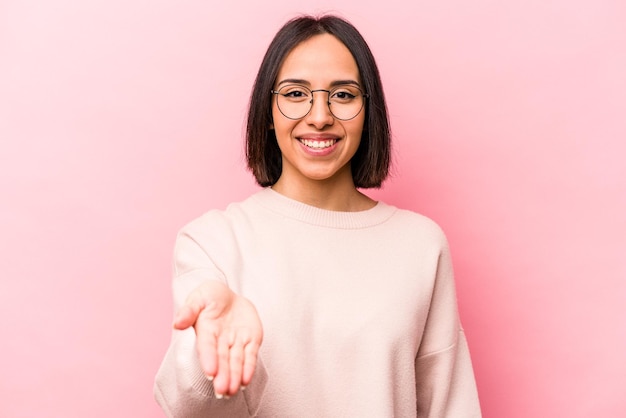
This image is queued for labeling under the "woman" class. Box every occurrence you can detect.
[155,14,481,417]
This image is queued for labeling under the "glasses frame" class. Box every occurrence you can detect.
[271,84,369,121]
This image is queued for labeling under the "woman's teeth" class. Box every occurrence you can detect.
[300,139,337,149]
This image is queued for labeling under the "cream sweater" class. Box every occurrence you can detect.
[154,188,481,417]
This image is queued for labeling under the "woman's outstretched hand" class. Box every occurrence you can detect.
[173,280,263,398]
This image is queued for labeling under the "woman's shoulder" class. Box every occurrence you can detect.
[382,203,449,244]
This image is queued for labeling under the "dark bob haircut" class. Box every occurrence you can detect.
[246,15,391,188]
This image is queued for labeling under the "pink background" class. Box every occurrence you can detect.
[1,0,625,417]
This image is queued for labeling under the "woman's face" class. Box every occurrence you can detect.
[271,34,365,187]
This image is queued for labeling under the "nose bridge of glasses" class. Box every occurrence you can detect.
[309,89,332,104]
[306,89,333,120]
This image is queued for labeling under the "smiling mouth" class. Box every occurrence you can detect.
[298,138,337,149]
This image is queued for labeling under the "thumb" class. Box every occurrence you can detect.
[173,305,196,330]
[173,297,216,330]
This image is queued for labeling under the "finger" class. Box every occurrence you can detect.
[212,332,231,396]
[195,320,220,379]
[242,341,260,386]
[228,338,245,395]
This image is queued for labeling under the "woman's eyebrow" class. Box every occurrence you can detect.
[276,78,310,87]
[276,78,362,88]
[329,79,361,88]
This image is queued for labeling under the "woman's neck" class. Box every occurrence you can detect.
[271,172,376,212]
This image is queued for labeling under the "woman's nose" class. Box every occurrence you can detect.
[305,91,334,128]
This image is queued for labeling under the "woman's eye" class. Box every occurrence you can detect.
[332,91,357,101]
[281,86,310,100]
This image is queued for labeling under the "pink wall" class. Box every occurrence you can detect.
[1,1,624,416]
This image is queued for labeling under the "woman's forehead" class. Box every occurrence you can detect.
[276,34,360,84]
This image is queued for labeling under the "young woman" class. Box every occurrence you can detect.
[155,15,481,417]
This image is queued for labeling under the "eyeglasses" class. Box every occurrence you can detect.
[271,84,368,121]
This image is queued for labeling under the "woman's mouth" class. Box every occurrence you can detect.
[298,138,337,149]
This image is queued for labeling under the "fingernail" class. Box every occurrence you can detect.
[240,385,247,391]
[215,392,223,399]
[207,375,214,381]
[224,395,231,400]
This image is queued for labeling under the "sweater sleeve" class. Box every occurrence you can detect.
[154,216,268,418]
[414,239,481,417]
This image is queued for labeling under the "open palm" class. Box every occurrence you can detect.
[174,280,263,397]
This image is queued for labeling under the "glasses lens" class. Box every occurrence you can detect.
[276,85,312,120]
[275,84,366,120]
[328,85,365,120]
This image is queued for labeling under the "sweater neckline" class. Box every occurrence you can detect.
[250,187,397,229]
